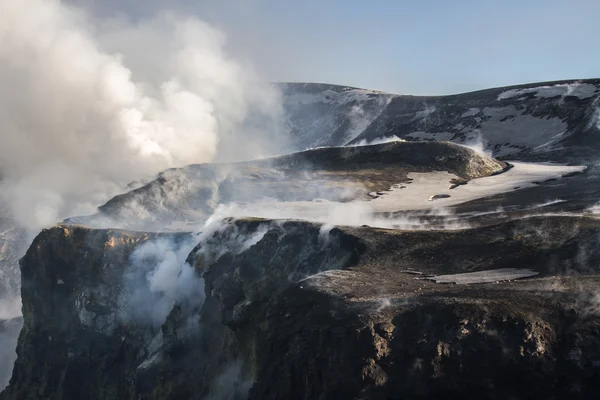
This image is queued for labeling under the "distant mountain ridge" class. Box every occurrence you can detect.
[280,78,600,160]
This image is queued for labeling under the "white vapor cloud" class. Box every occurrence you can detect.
[123,236,203,326]
[204,201,470,231]
[463,131,493,158]
[0,0,285,390]
[0,0,285,233]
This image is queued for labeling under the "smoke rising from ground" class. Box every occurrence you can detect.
[350,135,405,147]
[123,236,203,326]
[206,361,253,400]
[463,131,493,158]
[203,201,471,231]
[0,0,285,233]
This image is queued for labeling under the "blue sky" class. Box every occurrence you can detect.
[85,0,600,95]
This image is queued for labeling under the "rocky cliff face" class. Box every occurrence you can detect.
[3,216,600,399]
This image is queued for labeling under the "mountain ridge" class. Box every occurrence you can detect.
[278,77,600,97]
[281,78,600,158]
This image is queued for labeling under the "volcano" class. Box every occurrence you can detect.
[2,79,600,399]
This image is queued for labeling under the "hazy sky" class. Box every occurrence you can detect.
[79,0,599,95]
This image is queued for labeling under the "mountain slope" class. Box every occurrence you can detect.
[281,83,395,149]
[281,79,600,160]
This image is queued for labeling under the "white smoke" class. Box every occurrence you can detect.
[0,0,285,389]
[204,200,470,231]
[121,215,269,327]
[0,318,20,389]
[205,360,253,400]
[463,131,493,157]
[123,236,203,326]
[350,135,405,147]
[0,0,284,233]
[0,298,21,321]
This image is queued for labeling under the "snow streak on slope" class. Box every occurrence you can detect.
[281,84,395,149]
[497,82,598,101]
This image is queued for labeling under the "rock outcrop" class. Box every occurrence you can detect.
[3,216,600,399]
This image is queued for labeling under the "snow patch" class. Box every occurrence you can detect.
[477,107,568,157]
[429,268,539,284]
[461,108,480,118]
[414,104,436,120]
[285,88,389,106]
[498,83,598,101]
[370,162,585,212]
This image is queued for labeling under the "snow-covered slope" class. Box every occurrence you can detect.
[281,79,600,159]
[280,83,395,149]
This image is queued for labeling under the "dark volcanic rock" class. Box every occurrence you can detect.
[2,227,162,400]
[4,216,600,399]
[217,217,600,399]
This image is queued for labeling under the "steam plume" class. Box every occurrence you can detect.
[0,0,284,232]
[0,0,284,390]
